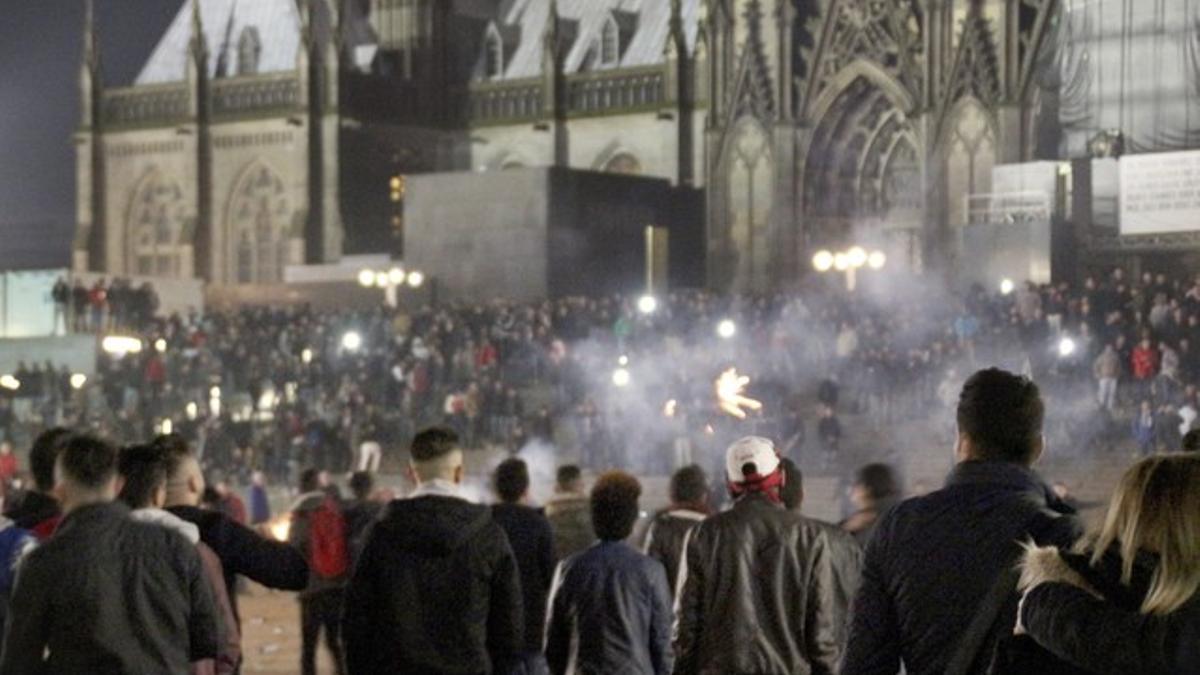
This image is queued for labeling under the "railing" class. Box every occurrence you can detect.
[212,76,300,117]
[964,191,1052,226]
[102,85,189,127]
[468,79,543,124]
[566,68,664,115]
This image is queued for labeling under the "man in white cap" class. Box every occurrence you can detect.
[672,436,848,675]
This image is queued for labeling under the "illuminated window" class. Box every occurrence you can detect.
[389,175,405,202]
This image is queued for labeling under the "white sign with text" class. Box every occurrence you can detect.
[1120,150,1200,235]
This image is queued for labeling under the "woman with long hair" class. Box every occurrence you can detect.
[1016,454,1200,673]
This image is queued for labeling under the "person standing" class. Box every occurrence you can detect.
[545,465,595,561]
[0,434,219,674]
[544,471,673,675]
[342,471,382,564]
[673,437,846,675]
[342,427,522,674]
[843,368,1082,675]
[640,464,709,594]
[490,458,555,674]
[289,468,349,675]
[4,428,72,539]
[1093,343,1121,412]
[157,433,309,666]
[247,471,270,527]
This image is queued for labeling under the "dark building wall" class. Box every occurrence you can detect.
[405,167,703,301]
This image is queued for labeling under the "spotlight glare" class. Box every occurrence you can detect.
[833,253,850,271]
[374,271,390,288]
[154,338,167,353]
[407,271,425,288]
[341,331,363,352]
[612,367,631,387]
[69,373,87,390]
[867,251,886,270]
[301,348,313,364]
[1058,337,1077,358]
[387,267,407,285]
[101,335,143,355]
[717,319,737,339]
[847,246,868,268]
[0,375,19,391]
[1000,278,1015,296]
[637,295,658,315]
[812,250,834,272]
[357,269,376,288]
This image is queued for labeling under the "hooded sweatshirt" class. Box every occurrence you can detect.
[342,493,523,675]
[133,508,241,675]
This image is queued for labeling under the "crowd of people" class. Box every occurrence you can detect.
[0,368,1196,674]
[5,266,1200,494]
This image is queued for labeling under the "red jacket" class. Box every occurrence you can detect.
[1131,346,1159,380]
[0,454,18,483]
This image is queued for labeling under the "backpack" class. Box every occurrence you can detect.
[307,497,350,580]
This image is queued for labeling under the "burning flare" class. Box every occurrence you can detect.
[715,368,763,420]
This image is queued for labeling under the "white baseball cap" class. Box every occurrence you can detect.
[725,436,780,483]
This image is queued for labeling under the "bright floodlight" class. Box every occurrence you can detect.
[160,419,173,435]
[867,251,887,270]
[101,335,143,355]
[717,319,737,339]
[847,246,868,268]
[618,355,629,366]
[69,373,87,390]
[357,269,376,287]
[1000,278,1015,296]
[154,338,167,353]
[1058,337,1077,358]
[374,271,390,288]
[833,253,850,271]
[387,267,407,285]
[0,375,19,391]
[186,402,199,420]
[341,331,363,352]
[301,348,313,364]
[637,295,658,315]
[407,271,425,288]
[812,250,834,272]
[612,367,631,387]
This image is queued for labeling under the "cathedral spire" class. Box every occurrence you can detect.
[82,0,101,75]
[189,0,208,64]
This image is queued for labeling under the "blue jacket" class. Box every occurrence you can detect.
[545,541,673,675]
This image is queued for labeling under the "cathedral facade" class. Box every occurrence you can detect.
[75,0,1112,290]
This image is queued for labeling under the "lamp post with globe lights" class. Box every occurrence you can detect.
[811,245,886,291]
[357,266,426,307]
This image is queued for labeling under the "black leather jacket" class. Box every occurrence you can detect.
[342,495,523,675]
[642,508,706,594]
[545,540,673,675]
[673,493,852,675]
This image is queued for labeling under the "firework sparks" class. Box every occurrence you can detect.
[715,368,763,420]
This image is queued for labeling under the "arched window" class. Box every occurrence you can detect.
[127,170,185,277]
[484,25,504,80]
[238,27,261,76]
[227,163,290,283]
[600,15,620,66]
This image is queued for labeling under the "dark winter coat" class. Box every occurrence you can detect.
[342,495,523,675]
[641,508,706,594]
[1022,546,1200,674]
[491,502,556,653]
[545,493,594,561]
[545,540,673,675]
[842,460,1083,675]
[0,502,219,675]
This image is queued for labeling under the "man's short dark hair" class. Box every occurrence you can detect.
[855,463,899,501]
[494,458,530,504]
[669,464,708,506]
[30,427,72,492]
[349,471,374,500]
[591,471,641,541]
[299,467,321,494]
[779,458,804,511]
[556,464,582,490]
[1183,429,1200,453]
[58,434,118,490]
[410,427,460,462]
[956,368,1044,464]
[152,433,192,480]
[118,444,168,509]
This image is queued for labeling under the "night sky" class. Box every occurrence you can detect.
[0,1,183,268]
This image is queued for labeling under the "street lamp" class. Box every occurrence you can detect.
[360,266,425,306]
[812,245,886,291]
[717,319,737,339]
[341,331,363,352]
[1000,278,1015,296]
